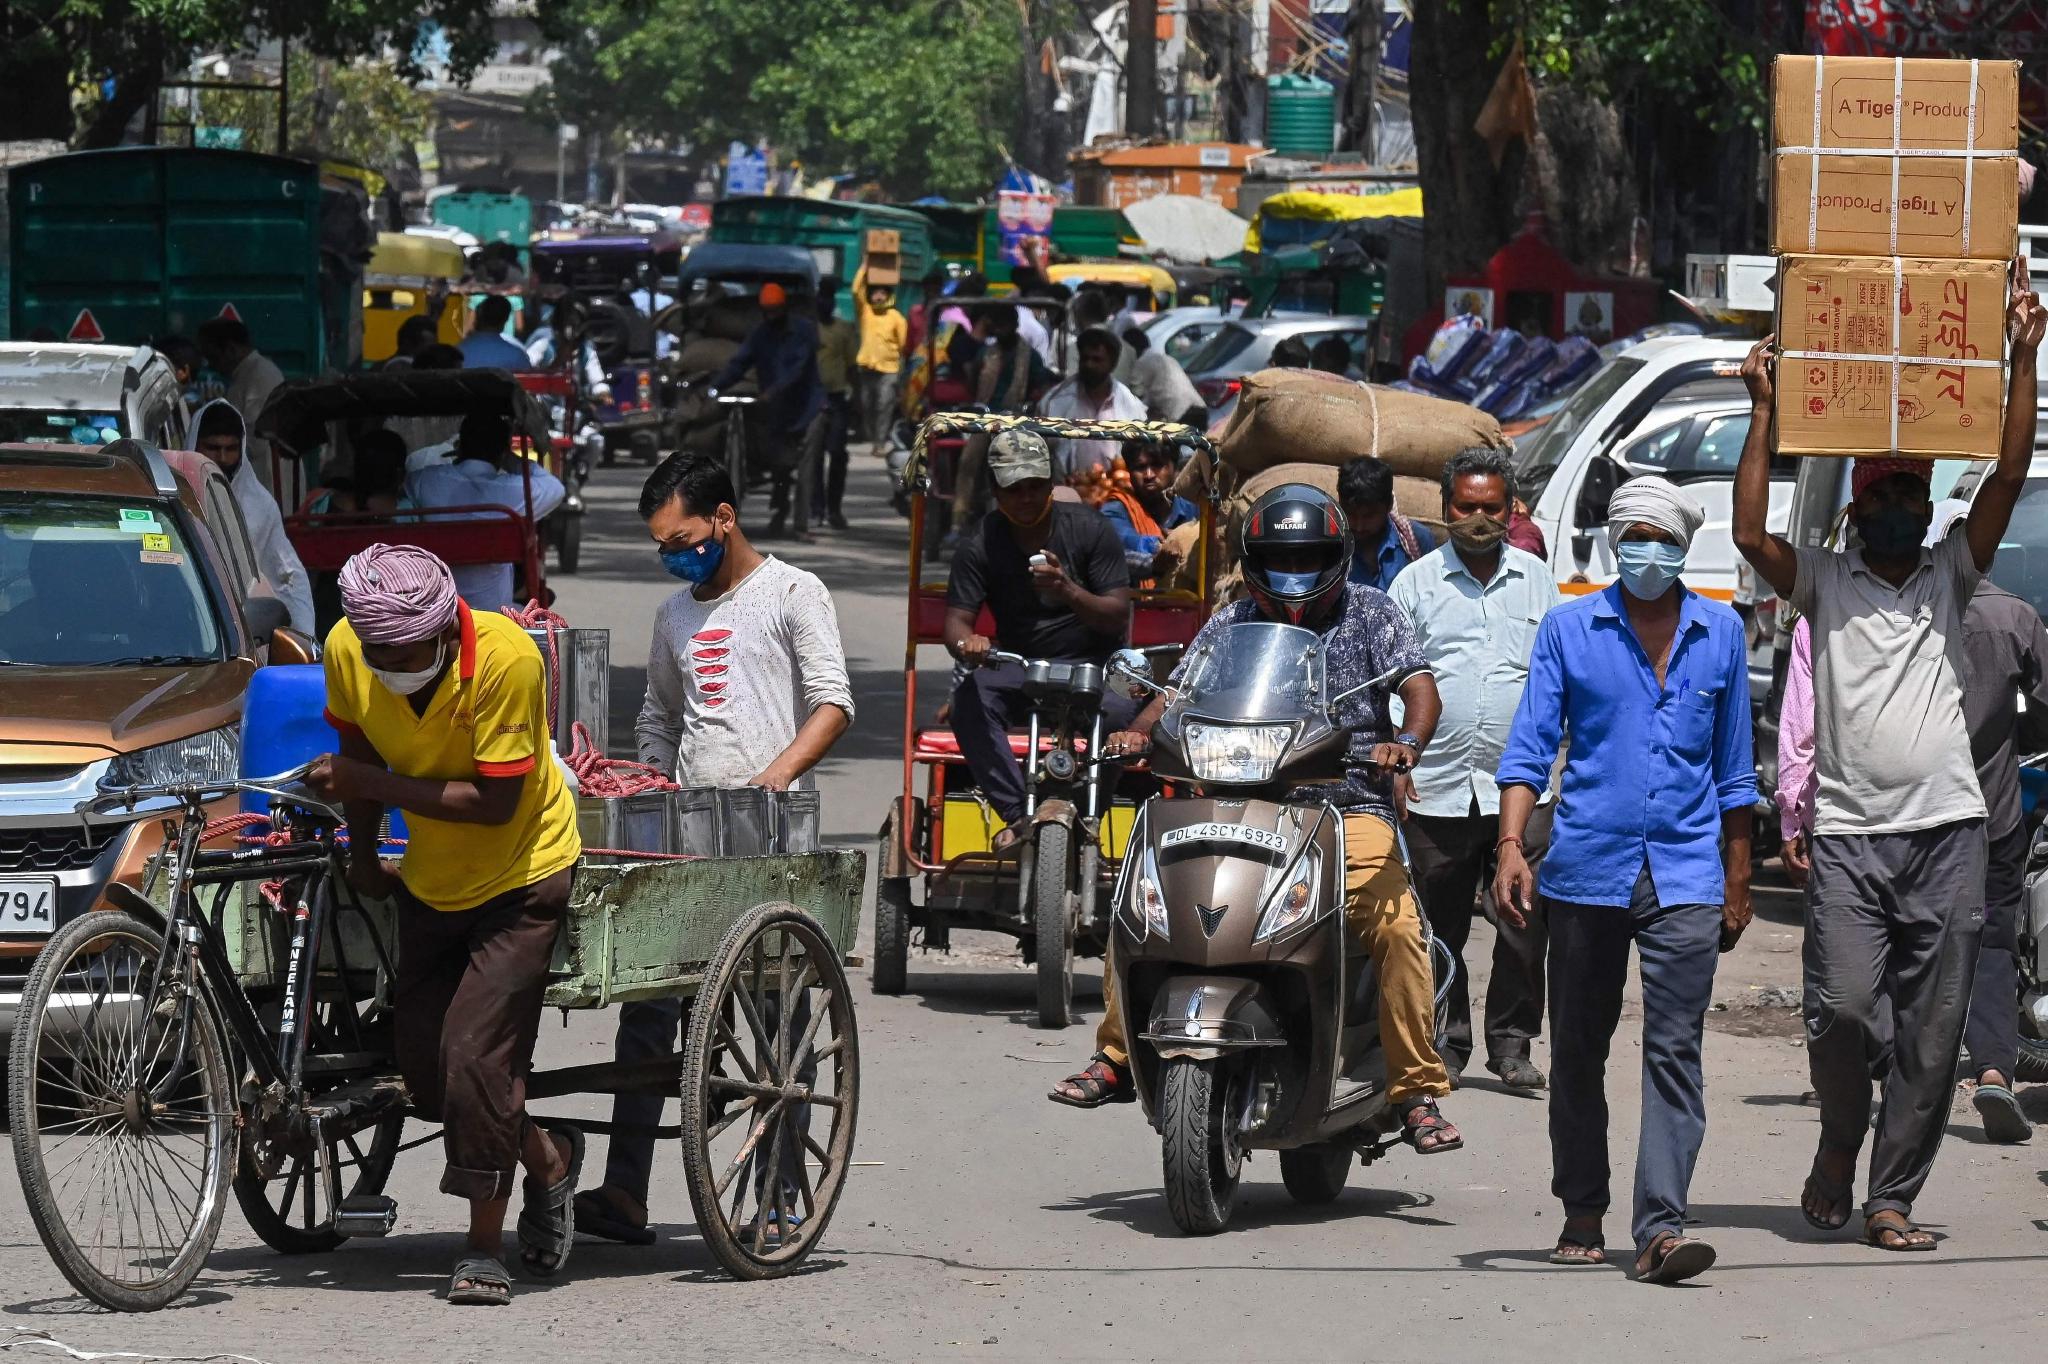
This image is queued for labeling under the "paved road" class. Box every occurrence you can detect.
[4,461,2046,1362]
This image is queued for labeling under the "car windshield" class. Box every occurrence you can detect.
[1183,323,1258,374]
[0,410,125,445]
[1988,478,2048,622]
[1173,621,1325,721]
[0,495,224,666]
[1515,357,1643,502]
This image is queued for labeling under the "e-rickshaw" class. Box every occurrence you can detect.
[360,232,469,363]
[1048,261,1178,315]
[530,233,684,464]
[875,411,1216,1027]
[254,370,559,632]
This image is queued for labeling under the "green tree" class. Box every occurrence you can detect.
[0,0,546,148]
[196,52,435,177]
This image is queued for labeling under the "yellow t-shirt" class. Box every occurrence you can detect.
[857,306,907,373]
[324,602,580,911]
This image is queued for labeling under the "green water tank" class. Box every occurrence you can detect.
[1266,75,1336,157]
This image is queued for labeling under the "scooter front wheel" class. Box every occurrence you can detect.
[1160,1057,1243,1234]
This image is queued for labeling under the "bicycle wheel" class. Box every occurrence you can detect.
[8,910,234,1312]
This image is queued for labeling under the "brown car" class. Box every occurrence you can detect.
[0,438,311,1024]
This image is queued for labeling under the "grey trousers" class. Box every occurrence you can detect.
[1964,821,2029,1082]
[1806,817,1987,1218]
[1404,799,1554,1067]
[1547,862,1721,1259]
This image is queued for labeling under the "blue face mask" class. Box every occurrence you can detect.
[1615,540,1685,601]
[660,535,725,584]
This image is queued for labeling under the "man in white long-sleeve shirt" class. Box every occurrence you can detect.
[405,411,565,612]
[573,449,853,1246]
[190,399,315,636]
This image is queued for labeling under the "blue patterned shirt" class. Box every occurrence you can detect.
[1170,584,1430,819]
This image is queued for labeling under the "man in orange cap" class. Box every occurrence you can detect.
[712,279,826,539]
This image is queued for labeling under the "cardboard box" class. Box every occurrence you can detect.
[1769,55,2019,259]
[1774,255,2008,459]
[864,227,902,286]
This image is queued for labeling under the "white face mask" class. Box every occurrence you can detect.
[368,639,446,696]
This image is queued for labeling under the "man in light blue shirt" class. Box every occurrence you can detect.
[1341,456,1436,591]
[1388,447,1560,1091]
[457,296,533,372]
[1493,474,1754,1286]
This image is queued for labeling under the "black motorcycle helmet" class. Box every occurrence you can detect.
[1241,483,1353,626]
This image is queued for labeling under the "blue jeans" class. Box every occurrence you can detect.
[1546,862,1720,1258]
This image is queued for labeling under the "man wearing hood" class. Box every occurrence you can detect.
[1495,475,1755,1284]
[197,318,284,495]
[191,399,314,636]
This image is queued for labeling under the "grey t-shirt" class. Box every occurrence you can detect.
[1960,580,2048,839]
[1792,525,1986,835]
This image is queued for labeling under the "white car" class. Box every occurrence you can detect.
[0,344,189,449]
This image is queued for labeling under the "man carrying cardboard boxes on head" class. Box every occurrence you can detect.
[1734,51,2048,1256]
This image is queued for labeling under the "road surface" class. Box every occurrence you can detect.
[3,460,2044,1363]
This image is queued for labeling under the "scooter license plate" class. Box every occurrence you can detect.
[1159,822,1288,855]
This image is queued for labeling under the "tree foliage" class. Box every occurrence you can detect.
[1500,0,1768,132]
[549,0,1025,199]
[197,51,435,177]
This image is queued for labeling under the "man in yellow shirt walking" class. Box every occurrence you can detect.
[856,281,908,456]
[305,544,583,1307]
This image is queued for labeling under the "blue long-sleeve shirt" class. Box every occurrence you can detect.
[1495,581,1756,908]
[713,316,824,435]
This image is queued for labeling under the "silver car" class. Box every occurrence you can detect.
[1182,315,1381,425]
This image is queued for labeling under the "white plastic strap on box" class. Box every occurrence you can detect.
[1890,58,1904,255]
[1890,255,1901,447]
[1808,53,1824,250]
[1963,58,1980,254]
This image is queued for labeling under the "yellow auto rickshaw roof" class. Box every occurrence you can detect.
[1046,261,1176,291]
[366,232,467,283]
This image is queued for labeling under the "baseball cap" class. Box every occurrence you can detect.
[987,429,1053,488]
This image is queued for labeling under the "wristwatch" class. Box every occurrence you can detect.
[1395,732,1424,757]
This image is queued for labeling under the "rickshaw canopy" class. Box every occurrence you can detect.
[252,369,554,457]
[364,231,467,287]
[1047,261,1178,310]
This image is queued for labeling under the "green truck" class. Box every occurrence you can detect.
[710,196,935,317]
[7,147,349,376]
[431,187,533,262]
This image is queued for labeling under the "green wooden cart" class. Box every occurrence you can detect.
[6,778,866,1312]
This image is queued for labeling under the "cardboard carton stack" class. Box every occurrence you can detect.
[1768,55,2020,459]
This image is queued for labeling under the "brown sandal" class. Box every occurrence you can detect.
[1400,1099,1463,1154]
[1635,1232,1717,1284]
[1048,1056,1135,1108]
[1865,1211,1936,1252]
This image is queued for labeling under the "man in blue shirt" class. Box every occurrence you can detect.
[1341,456,1436,591]
[713,283,826,540]
[456,296,533,372]
[1493,475,1755,1286]
[1098,441,1199,584]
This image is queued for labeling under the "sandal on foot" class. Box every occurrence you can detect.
[1865,1212,1936,1252]
[1488,1055,1547,1091]
[1974,1082,2034,1144]
[1800,1148,1854,1231]
[1049,1056,1135,1108]
[1635,1233,1716,1285]
[574,1187,656,1246]
[1549,1230,1606,1266]
[517,1123,585,1278]
[1400,1099,1463,1155]
[447,1254,513,1306]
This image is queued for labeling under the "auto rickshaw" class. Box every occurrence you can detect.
[530,233,684,464]
[875,411,1216,1027]
[252,370,558,636]
[1047,261,1178,315]
[360,232,469,364]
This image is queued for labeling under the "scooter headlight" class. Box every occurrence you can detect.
[1135,874,1170,940]
[1254,846,1322,942]
[1183,722,1291,784]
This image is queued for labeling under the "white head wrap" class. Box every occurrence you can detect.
[1607,475,1706,553]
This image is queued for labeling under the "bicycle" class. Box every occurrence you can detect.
[8,767,405,1312]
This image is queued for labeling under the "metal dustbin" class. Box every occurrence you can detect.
[525,626,610,756]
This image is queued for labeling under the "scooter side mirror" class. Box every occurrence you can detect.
[1108,647,1166,699]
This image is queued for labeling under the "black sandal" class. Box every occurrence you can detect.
[517,1123,584,1278]
[1865,1212,1937,1252]
[1400,1098,1463,1154]
[1635,1232,1717,1284]
[1549,1228,1606,1266]
[447,1254,513,1306]
[573,1186,655,1246]
[1801,1147,1854,1231]
[1048,1056,1134,1108]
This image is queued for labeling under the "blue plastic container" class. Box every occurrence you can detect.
[239,665,407,848]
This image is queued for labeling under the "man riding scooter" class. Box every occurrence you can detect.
[1049,484,1464,1156]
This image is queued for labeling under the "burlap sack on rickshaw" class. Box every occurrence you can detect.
[1208,461,1446,603]
[673,336,739,375]
[1215,369,1508,481]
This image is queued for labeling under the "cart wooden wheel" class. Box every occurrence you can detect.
[680,902,859,1279]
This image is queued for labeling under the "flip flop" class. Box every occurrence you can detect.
[1635,1235,1716,1285]
[517,1123,585,1278]
[1973,1083,2034,1144]
[446,1254,513,1306]
[1548,1231,1606,1266]
[1801,1150,1854,1231]
[1865,1213,1937,1252]
[574,1188,656,1246]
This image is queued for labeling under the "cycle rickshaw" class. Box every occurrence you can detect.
[874,411,1216,1028]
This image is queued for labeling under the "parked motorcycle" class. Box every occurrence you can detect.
[1107,621,1443,1234]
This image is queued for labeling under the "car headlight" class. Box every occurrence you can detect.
[1184,722,1292,784]
[1254,846,1322,942]
[1135,873,1170,939]
[103,726,240,788]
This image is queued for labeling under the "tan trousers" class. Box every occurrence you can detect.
[1096,812,1450,1104]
